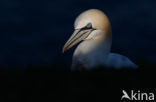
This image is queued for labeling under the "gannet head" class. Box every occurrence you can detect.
[63,9,112,52]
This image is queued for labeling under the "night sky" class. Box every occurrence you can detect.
[0,0,156,68]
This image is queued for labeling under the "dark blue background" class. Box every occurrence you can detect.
[0,1,155,101]
[0,0,156,68]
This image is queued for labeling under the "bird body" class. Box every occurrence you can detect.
[63,9,137,71]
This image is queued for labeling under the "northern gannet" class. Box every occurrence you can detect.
[63,9,137,71]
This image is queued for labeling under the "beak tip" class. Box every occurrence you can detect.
[62,46,67,53]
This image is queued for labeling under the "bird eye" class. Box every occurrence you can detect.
[86,23,92,29]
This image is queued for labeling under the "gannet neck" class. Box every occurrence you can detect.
[72,30,112,69]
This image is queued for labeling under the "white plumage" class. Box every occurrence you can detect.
[63,9,137,71]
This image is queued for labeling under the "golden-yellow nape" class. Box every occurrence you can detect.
[63,9,112,52]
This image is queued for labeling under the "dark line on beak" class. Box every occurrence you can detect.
[70,29,82,41]
[66,30,88,48]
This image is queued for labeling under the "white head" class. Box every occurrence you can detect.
[63,9,112,52]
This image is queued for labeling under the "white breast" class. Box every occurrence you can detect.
[71,38,111,71]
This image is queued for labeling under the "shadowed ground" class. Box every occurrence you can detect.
[0,62,155,102]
